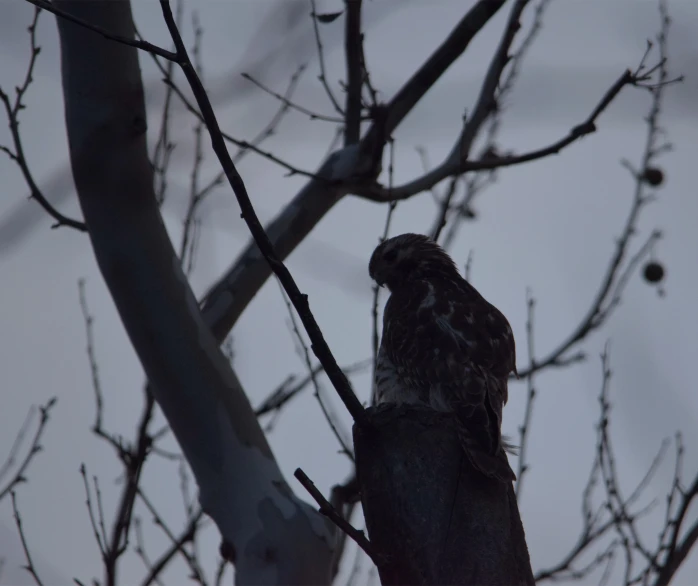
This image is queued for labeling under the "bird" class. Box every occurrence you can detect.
[369,233,517,483]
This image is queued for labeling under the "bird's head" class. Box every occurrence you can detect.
[368,233,459,291]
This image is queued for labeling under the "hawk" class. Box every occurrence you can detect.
[369,233,517,483]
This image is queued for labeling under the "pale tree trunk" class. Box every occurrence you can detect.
[55,1,335,583]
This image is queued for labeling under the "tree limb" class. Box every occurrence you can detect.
[199,0,507,343]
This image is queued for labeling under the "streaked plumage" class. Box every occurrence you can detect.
[369,233,517,483]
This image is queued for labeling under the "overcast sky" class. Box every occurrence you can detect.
[1,1,697,584]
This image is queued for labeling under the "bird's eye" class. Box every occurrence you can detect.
[383,249,397,263]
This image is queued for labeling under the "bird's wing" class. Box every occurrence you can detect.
[382,284,516,481]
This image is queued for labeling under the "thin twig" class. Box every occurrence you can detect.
[255,358,372,418]
[309,0,344,115]
[370,141,396,404]
[278,282,354,459]
[0,398,56,501]
[137,488,207,586]
[294,468,377,564]
[147,2,180,207]
[25,0,176,60]
[133,517,164,586]
[0,7,86,232]
[139,511,203,586]
[515,290,536,499]
[11,492,44,586]
[439,0,553,244]
[80,464,106,557]
[242,70,343,123]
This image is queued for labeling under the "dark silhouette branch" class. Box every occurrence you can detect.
[25,0,177,59]
[514,291,536,499]
[0,398,57,502]
[277,282,355,459]
[516,20,677,380]
[0,7,86,232]
[309,0,344,116]
[294,468,377,565]
[137,511,203,586]
[11,492,44,586]
[254,358,371,420]
[199,0,507,345]
[343,0,364,144]
[158,0,367,424]
[241,69,343,123]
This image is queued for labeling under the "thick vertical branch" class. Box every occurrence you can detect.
[54,2,334,583]
[343,0,363,145]
[200,0,507,340]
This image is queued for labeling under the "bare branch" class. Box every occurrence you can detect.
[158,0,367,424]
[79,464,106,558]
[356,67,654,202]
[11,492,44,586]
[146,3,180,208]
[25,0,176,60]
[0,398,57,502]
[139,510,205,586]
[137,489,207,586]
[294,468,377,565]
[370,141,397,404]
[437,0,553,244]
[517,10,678,379]
[343,0,364,144]
[0,7,86,232]
[514,290,536,499]
[309,0,344,116]
[133,517,164,586]
[255,358,372,420]
[241,69,343,123]
[277,282,355,459]
[200,0,507,346]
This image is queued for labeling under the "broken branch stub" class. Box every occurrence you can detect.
[354,406,534,586]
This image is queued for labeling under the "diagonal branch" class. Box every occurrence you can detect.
[158,0,367,424]
[200,0,507,343]
[26,0,176,59]
[0,398,57,502]
[0,6,86,232]
[355,67,654,202]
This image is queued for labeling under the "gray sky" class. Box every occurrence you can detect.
[1,0,697,584]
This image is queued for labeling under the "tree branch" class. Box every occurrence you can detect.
[157,0,367,424]
[0,6,86,232]
[199,0,507,344]
[294,468,376,564]
[0,398,57,502]
[343,0,364,145]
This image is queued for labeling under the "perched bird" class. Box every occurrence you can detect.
[369,233,517,483]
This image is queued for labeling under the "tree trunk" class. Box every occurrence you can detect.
[54,2,334,583]
[354,406,534,586]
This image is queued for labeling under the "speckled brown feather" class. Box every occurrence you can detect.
[371,234,517,482]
